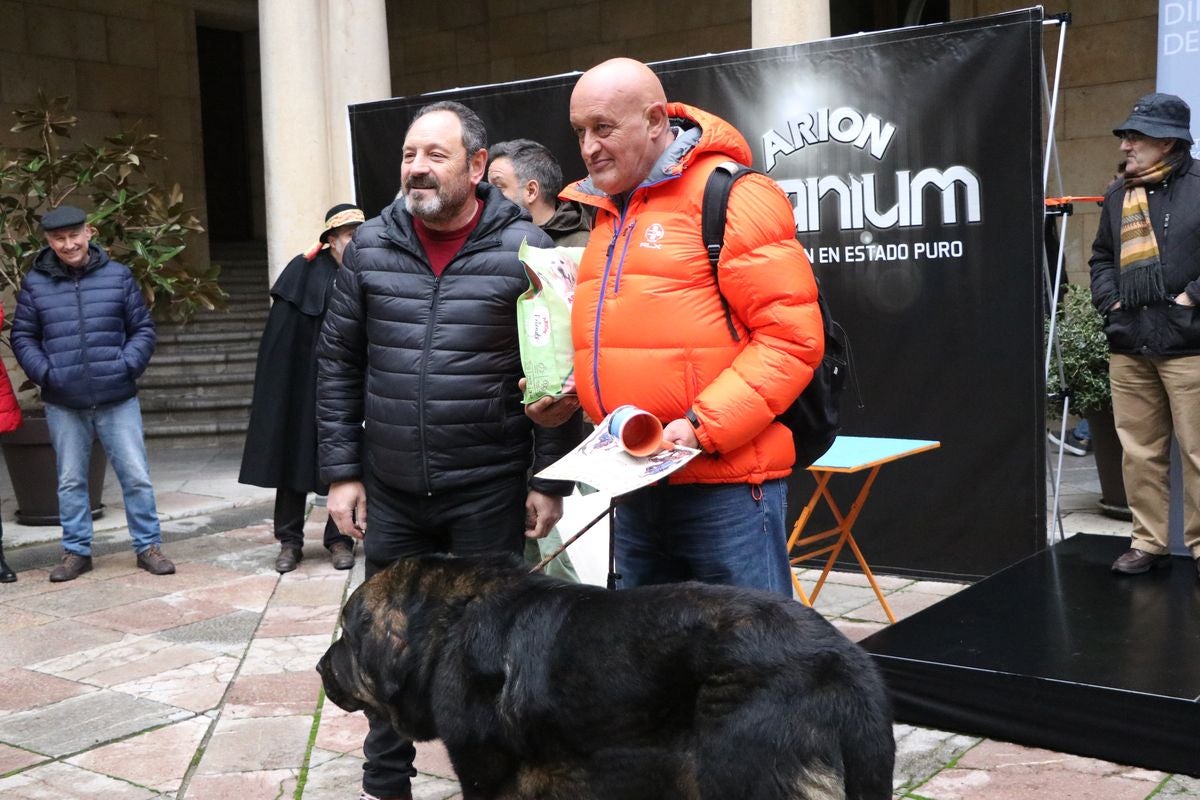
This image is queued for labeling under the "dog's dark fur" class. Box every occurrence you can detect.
[317,554,894,800]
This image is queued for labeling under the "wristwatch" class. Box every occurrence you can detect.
[685,409,701,429]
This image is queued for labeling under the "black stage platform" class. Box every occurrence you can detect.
[861,534,1200,776]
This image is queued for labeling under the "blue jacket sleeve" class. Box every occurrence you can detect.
[10,278,50,386]
[121,271,157,377]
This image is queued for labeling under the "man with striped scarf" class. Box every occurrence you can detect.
[1089,93,1200,578]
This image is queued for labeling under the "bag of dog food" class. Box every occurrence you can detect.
[517,241,583,403]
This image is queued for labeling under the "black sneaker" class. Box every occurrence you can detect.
[49,552,93,582]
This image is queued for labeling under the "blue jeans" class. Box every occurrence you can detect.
[45,397,161,556]
[614,478,791,595]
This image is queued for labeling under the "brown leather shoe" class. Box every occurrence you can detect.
[275,545,303,573]
[137,545,176,575]
[49,552,93,582]
[330,541,355,570]
[1111,548,1170,574]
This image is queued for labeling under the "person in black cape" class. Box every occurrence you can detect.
[240,204,364,572]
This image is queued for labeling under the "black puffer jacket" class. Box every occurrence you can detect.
[317,183,580,496]
[1090,154,1200,356]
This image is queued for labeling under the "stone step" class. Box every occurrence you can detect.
[154,337,259,354]
[223,295,269,310]
[143,349,258,375]
[141,396,252,422]
[139,370,255,393]
[158,321,264,336]
[142,419,250,438]
[164,308,267,325]
[218,281,269,297]
[155,329,261,346]
[143,391,252,409]
[216,269,269,286]
[146,245,265,443]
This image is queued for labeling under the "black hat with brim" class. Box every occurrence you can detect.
[319,203,365,243]
[40,205,88,232]
[1113,92,1194,145]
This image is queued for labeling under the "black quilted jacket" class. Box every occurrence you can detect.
[1090,154,1200,356]
[316,183,580,496]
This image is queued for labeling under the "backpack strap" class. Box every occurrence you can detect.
[701,161,757,343]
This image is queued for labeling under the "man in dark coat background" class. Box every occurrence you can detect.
[239,204,362,573]
[1090,93,1200,578]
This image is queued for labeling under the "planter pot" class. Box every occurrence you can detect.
[1084,409,1132,521]
[0,413,106,526]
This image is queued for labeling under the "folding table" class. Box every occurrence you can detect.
[788,436,940,623]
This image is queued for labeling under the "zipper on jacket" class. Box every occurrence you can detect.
[590,211,638,412]
[1162,211,1170,269]
[611,218,638,294]
[589,206,640,416]
[73,278,97,408]
[591,212,625,416]
[418,276,442,495]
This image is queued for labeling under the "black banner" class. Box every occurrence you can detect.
[348,9,1046,580]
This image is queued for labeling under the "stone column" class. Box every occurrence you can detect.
[752,0,831,48]
[324,0,392,204]
[259,0,392,282]
[260,0,327,281]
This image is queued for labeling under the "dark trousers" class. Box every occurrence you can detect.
[273,487,352,550]
[360,472,528,797]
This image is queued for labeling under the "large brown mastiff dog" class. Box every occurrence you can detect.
[317,554,894,800]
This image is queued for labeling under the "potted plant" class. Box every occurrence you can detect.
[0,92,225,524]
[1046,283,1130,520]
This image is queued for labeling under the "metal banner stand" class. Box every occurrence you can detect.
[1040,13,1077,545]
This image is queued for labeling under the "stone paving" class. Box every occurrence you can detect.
[0,439,1197,798]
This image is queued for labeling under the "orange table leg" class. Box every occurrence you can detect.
[787,472,831,607]
[788,466,897,624]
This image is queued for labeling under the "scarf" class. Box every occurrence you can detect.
[1117,150,1187,306]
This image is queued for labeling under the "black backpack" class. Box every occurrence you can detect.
[701,161,848,467]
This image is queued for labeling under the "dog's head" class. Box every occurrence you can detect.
[316,559,434,738]
[316,553,527,739]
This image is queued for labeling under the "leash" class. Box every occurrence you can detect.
[529,499,622,589]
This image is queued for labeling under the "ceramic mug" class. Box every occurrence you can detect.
[608,405,667,457]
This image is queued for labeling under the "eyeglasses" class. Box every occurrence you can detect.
[1118,131,1147,143]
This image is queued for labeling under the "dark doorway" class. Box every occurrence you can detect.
[831,0,949,36]
[197,27,253,242]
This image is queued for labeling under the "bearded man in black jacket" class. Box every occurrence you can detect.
[316,100,582,800]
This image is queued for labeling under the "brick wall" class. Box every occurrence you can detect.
[384,0,752,97]
[0,0,213,268]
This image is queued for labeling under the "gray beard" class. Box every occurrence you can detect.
[403,181,472,225]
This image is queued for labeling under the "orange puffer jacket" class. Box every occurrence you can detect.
[561,103,823,485]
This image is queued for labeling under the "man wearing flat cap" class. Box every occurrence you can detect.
[240,204,362,573]
[1089,93,1200,579]
[11,205,174,582]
